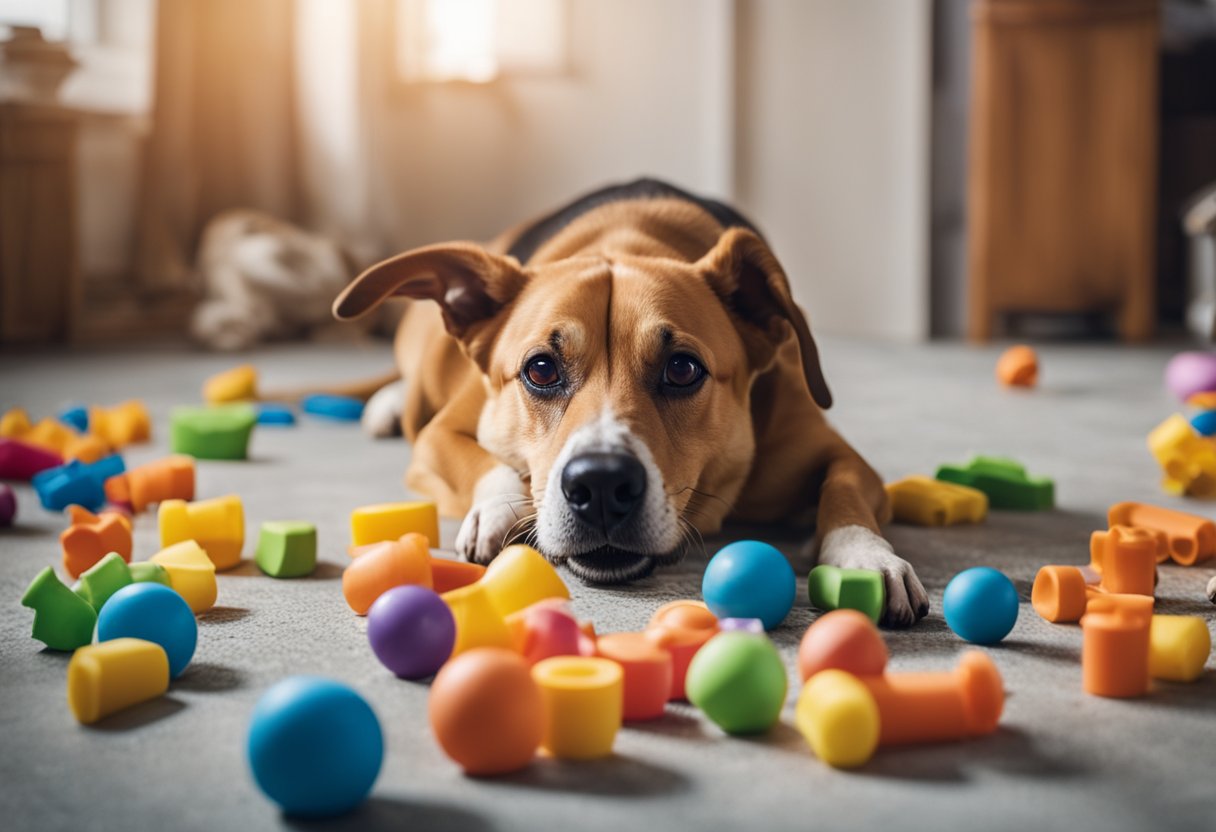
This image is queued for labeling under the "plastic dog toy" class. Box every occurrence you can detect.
[170,404,257,460]
[203,364,257,404]
[32,454,125,512]
[942,567,1019,644]
[1148,615,1211,683]
[595,632,673,721]
[159,494,245,570]
[480,544,570,618]
[103,455,196,512]
[701,540,796,630]
[97,583,198,678]
[67,638,169,724]
[646,600,719,700]
[0,438,63,480]
[58,404,89,432]
[996,345,1038,388]
[685,632,787,735]
[62,433,109,463]
[255,521,317,578]
[1031,526,1158,624]
[885,475,988,526]
[795,669,880,768]
[22,566,97,651]
[1191,410,1216,437]
[342,533,432,614]
[302,394,364,421]
[2,412,79,455]
[150,540,218,613]
[89,400,151,448]
[256,403,296,425]
[1107,501,1215,566]
[428,648,544,775]
[73,552,133,612]
[1145,414,1216,497]
[1164,351,1216,401]
[367,585,456,679]
[129,562,171,586]
[441,581,515,655]
[505,599,595,665]
[1081,594,1153,698]
[350,501,440,547]
[798,609,889,682]
[935,455,1054,510]
[807,565,885,623]
[532,656,623,759]
[428,554,486,593]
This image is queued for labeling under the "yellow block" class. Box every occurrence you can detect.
[350,501,440,548]
[481,545,569,617]
[150,540,218,613]
[795,669,880,769]
[24,418,79,454]
[159,495,244,571]
[441,582,515,656]
[67,638,170,724]
[90,400,151,448]
[203,364,258,404]
[532,657,623,760]
[1147,414,1216,498]
[0,407,31,438]
[885,475,988,526]
[63,434,109,463]
[1149,615,1211,683]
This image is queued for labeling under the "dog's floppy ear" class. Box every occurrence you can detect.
[333,241,528,345]
[698,227,832,409]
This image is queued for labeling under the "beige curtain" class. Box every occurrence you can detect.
[135,0,302,291]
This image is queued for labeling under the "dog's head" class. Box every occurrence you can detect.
[334,228,829,583]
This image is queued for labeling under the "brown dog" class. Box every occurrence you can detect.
[334,179,929,627]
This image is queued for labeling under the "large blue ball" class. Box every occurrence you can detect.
[97,582,197,678]
[702,540,796,630]
[248,677,383,817]
[942,567,1019,644]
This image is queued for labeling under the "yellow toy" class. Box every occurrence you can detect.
[0,409,78,455]
[150,540,218,613]
[350,501,439,547]
[1148,615,1211,683]
[884,476,987,526]
[531,656,623,760]
[441,582,515,656]
[67,638,170,724]
[90,400,151,449]
[481,544,570,618]
[203,364,258,404]
[159,495,245,570]
[795,669,880,769]
[1146,414,1216,497]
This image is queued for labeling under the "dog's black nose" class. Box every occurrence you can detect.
[561,452,647,532]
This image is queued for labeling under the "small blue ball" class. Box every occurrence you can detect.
[98,583,197,678]
[702,540,796,630]
[248,677,383,817]
[1192,410,1216,437]
[942,567,1019,644]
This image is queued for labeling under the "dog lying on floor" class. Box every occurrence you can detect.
[333,179,929,627]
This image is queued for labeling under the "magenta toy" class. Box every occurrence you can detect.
[0,483,15,527]
[0,439,63,481]
[366,585,455,679]
[1165,352,1216,402]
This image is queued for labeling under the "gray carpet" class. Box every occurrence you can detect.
[1,337,1213,832]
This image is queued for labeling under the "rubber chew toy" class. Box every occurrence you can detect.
[159,494,245,570]
[796,670,881,769]
[701,540,796,629]
[150,540,218,613]
[479,545,569,617]
[32,455,125,512]
[97,583,198,678]
[532,656,623,759]
[1145,414,1216,497]
[342,533,432,614]
[441,582,515,655]
[350,501,440,547]
[1148,615,1211,683]
[255,521,317,578]
[505,600,594,665]
[935,455,1054,510]
[89,401,151,448]
[429,648,544,775]
[885,475,988,526]
[62,433,108,463]
[74,552,133,612]
[1033,526,1158,623]
[60,506,133,578]
[103,455,195,512]
[807,565,885,623]
[367,586,455,679]
[170,404,257,460]
[685,632,787,735]
[1107,501,1216,566]
[68,638,170,724]
[646,600,719,700]
[203,364,257,404]
[22,567,98,651]
[428,555,486,593]
[59,404,89,432]
[1081,595,1153,698]
[942,567,1019,644]
[0,438,63,480]
[2,412,78,454]
[302,394,364,421]
[995,345,1038,388]
[595,632,673,721]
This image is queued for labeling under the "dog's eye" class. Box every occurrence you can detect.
[662,354,705,389]
[523,355,562,389]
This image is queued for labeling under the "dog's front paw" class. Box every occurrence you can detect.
[454,465,533,565]
[362,380,405,438]
[817,525,929,629]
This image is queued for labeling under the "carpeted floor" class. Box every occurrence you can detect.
[1,337,1213,832]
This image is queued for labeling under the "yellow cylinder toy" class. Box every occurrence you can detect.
[1149,615,1211,683]
[795,669,881,769]
[150,540,218,613]
[532,656,623,760]
[67,638,170,724]
[350,501,440,547]
[159,495,244,570]
[481,545,569,618]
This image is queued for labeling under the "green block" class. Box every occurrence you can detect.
[171,403,257,460]
[21,567,97,651]
[129,561,171,586]
[73,552,133,612]
[685,632,787,735]
[808,565,885,623]
[935,455,1054,510]
[255,521,317,578]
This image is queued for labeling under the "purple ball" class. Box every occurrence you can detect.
[1165,352,1216,402]
[0,483,15,527]
[366,585,455,679]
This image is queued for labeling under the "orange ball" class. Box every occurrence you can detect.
[428,648,543,776]
[995,345,1038,388]
[797,609,889,682]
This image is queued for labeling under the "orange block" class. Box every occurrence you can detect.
[861,652,1005,745]
[595,632,673,721]
[995,345,1038,388]
[1081,594,1153,698]
[23,418,78,454]
[1031,565,1091,623]
[645,601,719,701]
[430,557,486,593]
[62,434,109,463]
[104,456,196,513]
[341,533,432,614]
[1107,502,1216,566]
[59,506,133,579]
[1088,526,1156,596]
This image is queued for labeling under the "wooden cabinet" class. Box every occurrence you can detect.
[967,0,1160,341]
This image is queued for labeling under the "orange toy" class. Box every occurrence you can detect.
[341,533,432,614]
[1107,501,1215,566]
[645,600,719,700]
[428,648,544,776]
[595,632,673,721]
[62,434,108,464]
[90,401,151,448]
[1031,565,1094,623]
[995,345,1038,388]
[798,609,890,682]
[9,416,78,455]
[1081,594,1153,698]
[104,456,196,512]
[59,506,133,579]
[1088,526,1157,595]
[430,556,486,593]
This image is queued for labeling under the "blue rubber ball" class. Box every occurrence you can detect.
[1192,410,1216,437]
[248,677,383,817]
[701,540,796,630]
[302,394,364,422]
[942,567,1019,644]
[97,583,197,678]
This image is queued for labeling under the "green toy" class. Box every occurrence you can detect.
[808,565,885,623]
[129,561,172,586]
[22,567,97,651]
[934,455,1054,510]
[255,521,318,578]
[73,552,133,611]
[170,403,257,460]
[684,632,787,735]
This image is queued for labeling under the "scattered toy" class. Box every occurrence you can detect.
[103,455,195,512]
[67,638,169,724]
[685,631,787,735]
[1108,501,1215,566]
[22,566,98,651]
[342,533,432,614]
[58,405,89,433]
[996,345,1038,388]
[646,600,719,700]
[73,552,133,612]
[89,400,151,448]
[302,394,364,421]
[942,567,1019,644]
[32,455,125,512]
[255,521,317,578]
[533,656,623,759]
[256,403,296,426]
[0,438,63,480]
[97,583,198,678]
[885,475,988,526]
[203,364,257,404]
[0,483,15,527]
[159,494,245,570]
[1164,351,1216,402]
[594,632,673,721]
[1081,595,1153,698]
[170,404,257,460]
[367,585,456,679]
[701,540,796,630]
[1146,414,1216,496]
[150,540,218,613]
[935,455,1054,510]
[1148,615,1211,683]
[349,500,439,547]
[807,565,885,623]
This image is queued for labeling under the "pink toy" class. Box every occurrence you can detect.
[505,599,596,665]
[1165,352,1216,402]
[0,439,64,481]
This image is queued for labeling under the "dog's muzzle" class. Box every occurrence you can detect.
[558,451,658,584]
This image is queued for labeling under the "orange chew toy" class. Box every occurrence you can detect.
[646,600,719,700]
[1088,526,1156,595]
[428,647,544,776]
[104,455,196,512]
[59,506,133,579]
[1107,501,1215,566]
[595,632,673,721]
[996,345,1038,388]
[341,533,432,614]
[430,556,486,593]
[798,609,890,682]
[1081,594,1153,698]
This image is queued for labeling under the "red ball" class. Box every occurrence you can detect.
[797,609,888,682]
